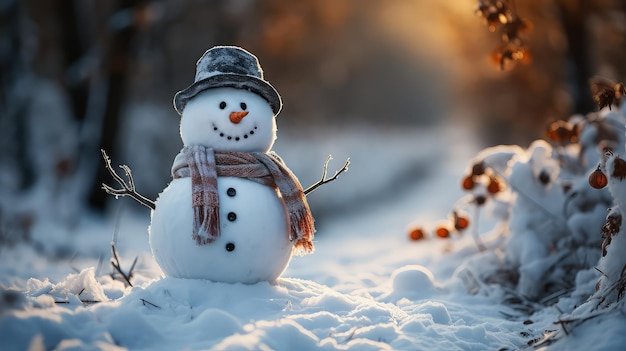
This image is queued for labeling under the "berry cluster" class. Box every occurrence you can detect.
[407,161,505,245]
[475,0,532,70]
[461,161,504,201]
[407,210,470,242]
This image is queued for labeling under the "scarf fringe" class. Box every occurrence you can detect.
[192,205,220,245]
[291,206,315,255]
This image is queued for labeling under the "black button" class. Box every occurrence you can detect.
[227,212,237,221]
[227,188,236,197]
[225,242,235,252]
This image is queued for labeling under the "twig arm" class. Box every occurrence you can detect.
[101,149,156,210]
[304,155,350,195]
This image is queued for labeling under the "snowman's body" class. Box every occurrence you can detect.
[150,177,292,283]
[149,87,295,283]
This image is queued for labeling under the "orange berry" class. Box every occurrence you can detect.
[435,226,450,238]
[454,215,470,231]
[408,228,426,241]
[487,177,501,194]
[462,175,475,190]
[589,166,608,189]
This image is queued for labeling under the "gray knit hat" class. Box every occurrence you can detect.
[173,46,282,115]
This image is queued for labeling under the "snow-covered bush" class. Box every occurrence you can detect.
[406,102,626,347]
[412,105,626,309]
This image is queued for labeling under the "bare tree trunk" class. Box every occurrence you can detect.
[55,0,90,123]
[0,1,34,191]
[88,0,139,211]
[557,1,595,114]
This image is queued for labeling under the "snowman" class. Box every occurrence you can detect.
[148,46,316,284]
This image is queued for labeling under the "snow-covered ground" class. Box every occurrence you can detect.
[2,121,626,351]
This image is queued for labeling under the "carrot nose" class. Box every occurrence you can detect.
[229,111,249,124]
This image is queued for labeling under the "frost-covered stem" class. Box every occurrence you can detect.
[101,149,156,210]
[304,155,350,196]
[472,207,487,252]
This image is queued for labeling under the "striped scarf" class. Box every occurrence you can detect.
[171,145,314,254]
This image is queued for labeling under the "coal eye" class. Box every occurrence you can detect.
[219,101,227,109]
[240,102,247,110]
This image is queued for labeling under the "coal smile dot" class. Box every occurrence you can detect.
[225,242,235,252]
[212,123,257,141]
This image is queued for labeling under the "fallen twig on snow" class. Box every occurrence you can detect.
[141,298,161,309]
[54,288,101,305]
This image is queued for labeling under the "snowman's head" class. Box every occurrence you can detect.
[180,87,277,153]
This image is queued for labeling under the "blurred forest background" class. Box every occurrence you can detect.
[1,0,625,243]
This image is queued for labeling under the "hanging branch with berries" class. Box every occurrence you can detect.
[475,0,532,70]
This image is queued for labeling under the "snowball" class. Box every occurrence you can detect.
[392,265,436,293]
[378,265,441,302]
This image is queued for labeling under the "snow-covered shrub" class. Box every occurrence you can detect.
[414,105,626,310]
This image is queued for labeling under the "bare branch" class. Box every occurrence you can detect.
[101,149,156,210]
[304,155,350,195]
